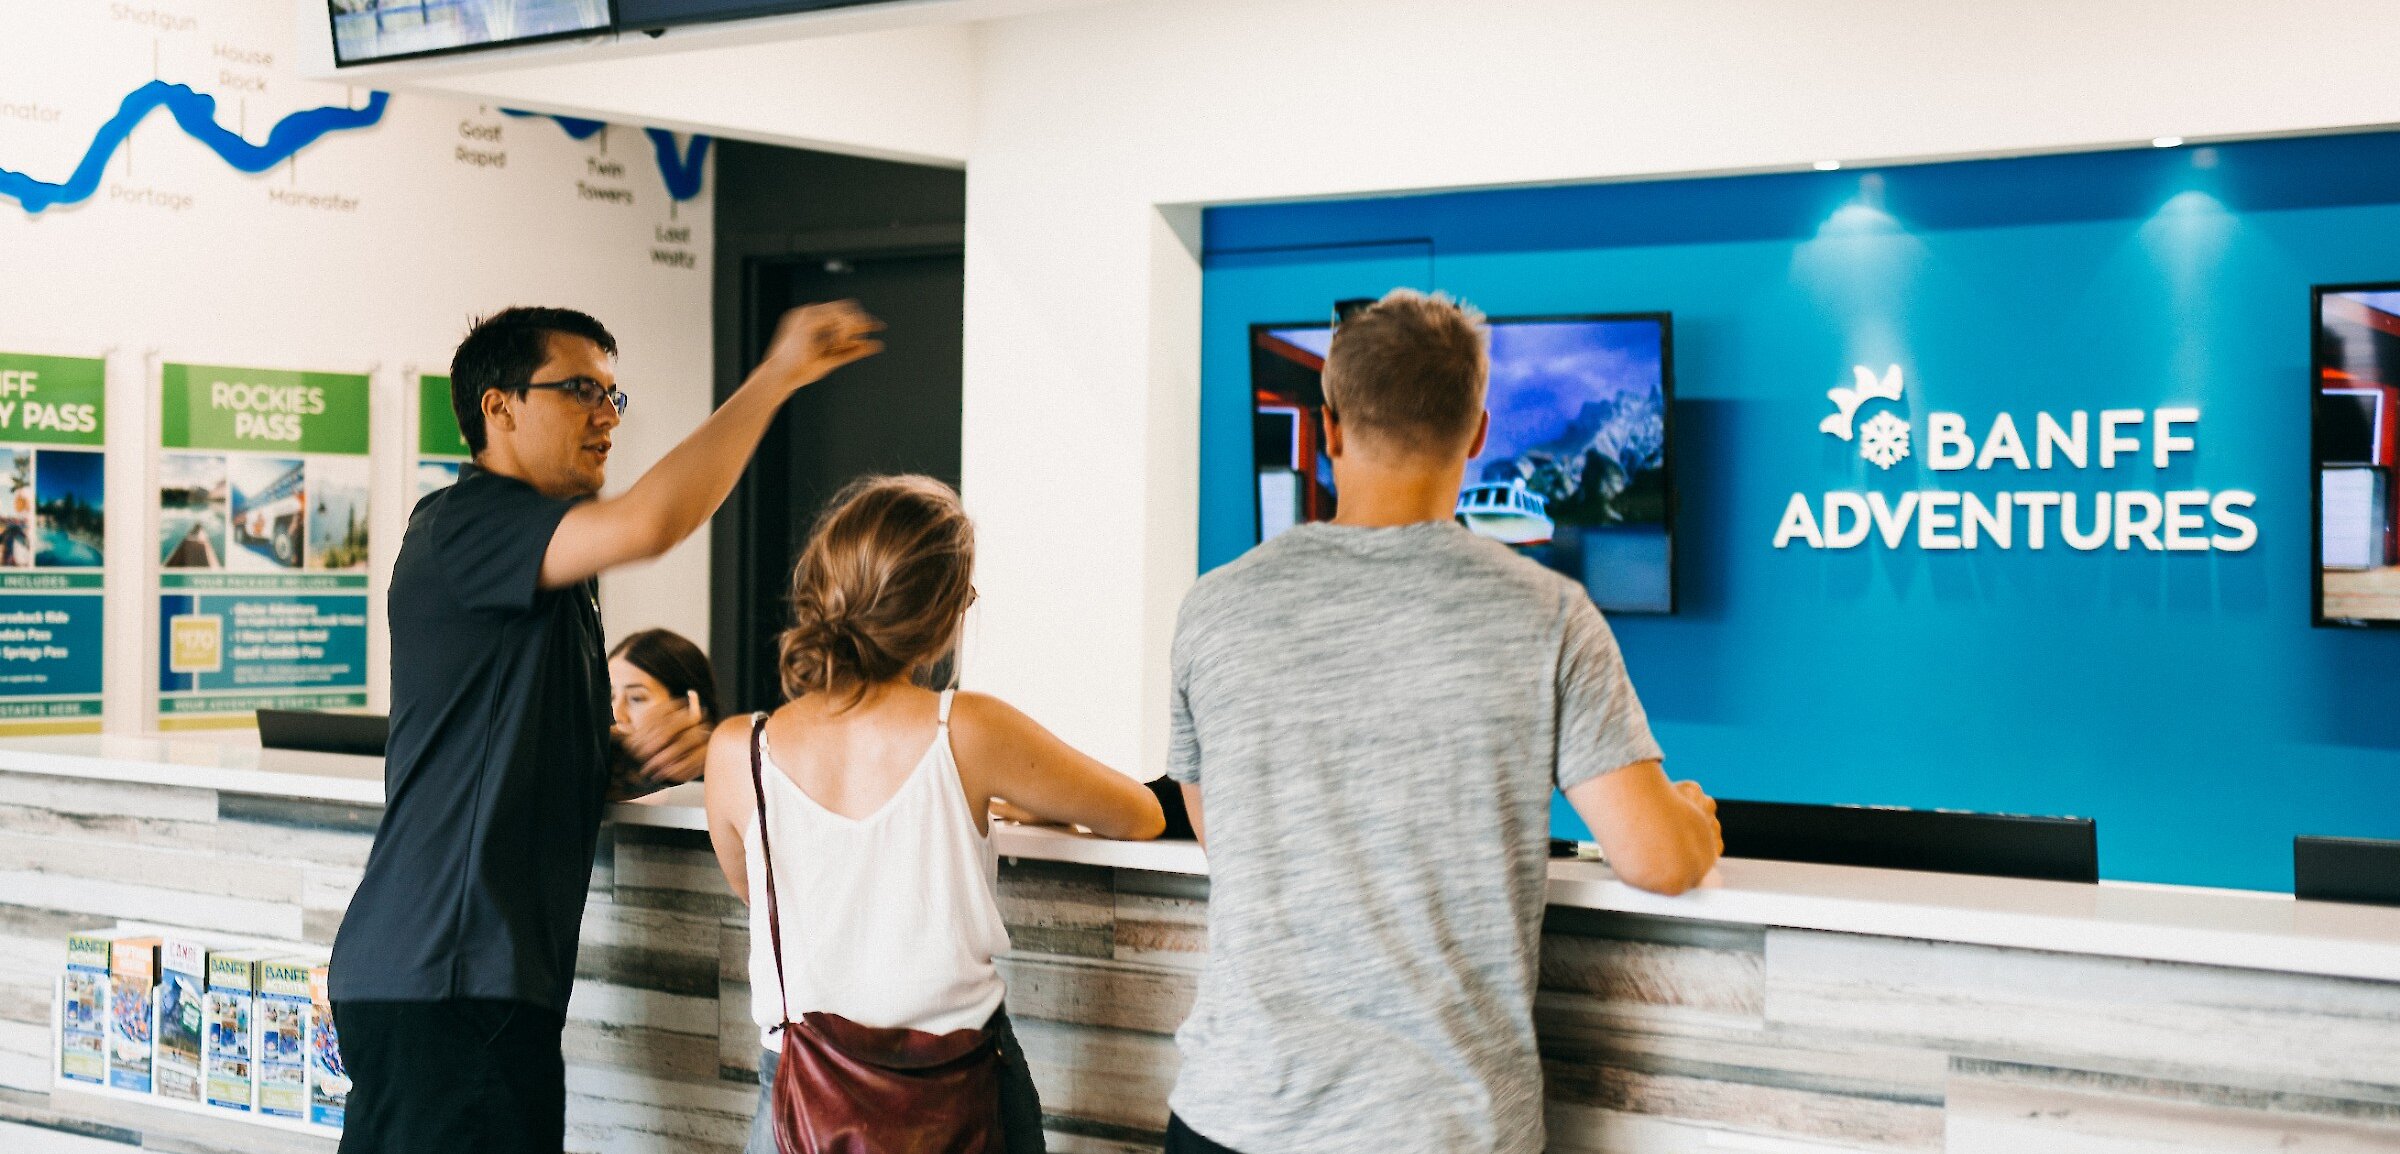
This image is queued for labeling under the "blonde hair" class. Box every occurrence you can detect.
[778,475,974,704]
[1323,288,1489,456]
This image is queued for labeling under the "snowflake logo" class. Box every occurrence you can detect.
[1819,365,1906,442]
[1858,411,1911,469]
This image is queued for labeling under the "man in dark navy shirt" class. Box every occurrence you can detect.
[329,302,879,1154]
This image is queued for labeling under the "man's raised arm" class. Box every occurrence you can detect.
[539,301,882,590]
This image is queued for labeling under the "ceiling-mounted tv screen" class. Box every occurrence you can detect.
[1250,312,1676,614]
[615,0,898,30]
[2313,283,2400,627]
[331,0,614,67]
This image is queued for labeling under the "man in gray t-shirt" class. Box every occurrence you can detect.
[1165,290,1723,1154]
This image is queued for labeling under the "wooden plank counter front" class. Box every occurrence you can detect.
[1,736,2397,1152]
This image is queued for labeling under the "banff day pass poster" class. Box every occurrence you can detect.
[0,353,105,733]
[157,363,370,726]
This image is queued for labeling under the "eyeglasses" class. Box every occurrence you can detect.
[523,376,630,415]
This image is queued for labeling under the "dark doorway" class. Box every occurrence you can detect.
[719,249,964,711]
[709,140,965,714]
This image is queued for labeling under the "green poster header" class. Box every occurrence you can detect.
[418,375,470,459]
[161,363,368,455]
[0,573,102,591]
[0,353,105,447]
[162,572,367,591]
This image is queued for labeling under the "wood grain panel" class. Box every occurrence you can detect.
[1541,932,1765,1018]
[1013,1017,1179,1132]
[49,1082,334,1153]
[1543,1053,1941,1151]
[1537,991,1946,1106]
[1043,1131,1165,1154]
[1949,1058,2400,1153]
[0,829,304,904]
[0,868,301,939]
[998,860,1116,959]
[0,801,217,853]
[565,1087,750,1154]
[998,953,1195,1034]
[577,903,721,1000]
[0,775,215,823]
[565,1019,725,1086]
[1768,930,2400,1102]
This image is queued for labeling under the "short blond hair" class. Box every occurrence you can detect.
[1323,289,1488,456]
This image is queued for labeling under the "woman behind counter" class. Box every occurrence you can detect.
[611,628,718,727]
[610,629,719,804]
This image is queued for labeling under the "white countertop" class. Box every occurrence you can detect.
[0,732,387,804]
[5,735,2397,983]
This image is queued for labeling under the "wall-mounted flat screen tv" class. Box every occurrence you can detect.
[1251,312,1676,614]
[2314,283,2400,627]
[615,0,891,30]
[331,0,614,66]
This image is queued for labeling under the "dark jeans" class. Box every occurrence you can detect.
[744,1005,1045,1154]
[1166,1114,1246,1154]
[333,999,568,1154]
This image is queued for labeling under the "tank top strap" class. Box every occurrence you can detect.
[936,688,957,729]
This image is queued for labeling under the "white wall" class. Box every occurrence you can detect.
[412,24,980,167]
[976,0,2400,207]
[2,0,712,727]
[349,0,2400,771]
[291,0,1126,166]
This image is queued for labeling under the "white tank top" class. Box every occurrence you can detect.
[744,690,1010,1049]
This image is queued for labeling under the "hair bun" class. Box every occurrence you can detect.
[776,476,975,704]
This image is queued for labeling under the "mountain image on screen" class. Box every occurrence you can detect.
[1251,312,1674,614]
[331,0,612,66]
[1474,322,1668,532]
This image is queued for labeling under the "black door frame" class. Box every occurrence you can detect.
[709,225,965,714]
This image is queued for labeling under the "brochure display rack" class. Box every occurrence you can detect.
[49,922,342,1141]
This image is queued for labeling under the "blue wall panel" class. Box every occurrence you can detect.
[1199,134,2400,891]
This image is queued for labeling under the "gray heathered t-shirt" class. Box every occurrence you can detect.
[1165,521,1662,1154]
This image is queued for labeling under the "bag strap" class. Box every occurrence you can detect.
[748,713,793,1028]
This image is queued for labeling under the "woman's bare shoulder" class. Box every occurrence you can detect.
[946,690,1028,734]
[704,714,763,804]
[709,710,763,754]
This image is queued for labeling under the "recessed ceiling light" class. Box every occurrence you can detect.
[1813,160,1842,171]
[2152,136,2184,149]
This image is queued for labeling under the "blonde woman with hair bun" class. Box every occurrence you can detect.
[702,474,1163,1154]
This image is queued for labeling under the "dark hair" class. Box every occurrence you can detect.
[609,629,720,722]
[449,307,618,455]
[1323,288,1488,457]
[780,476,974,705]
